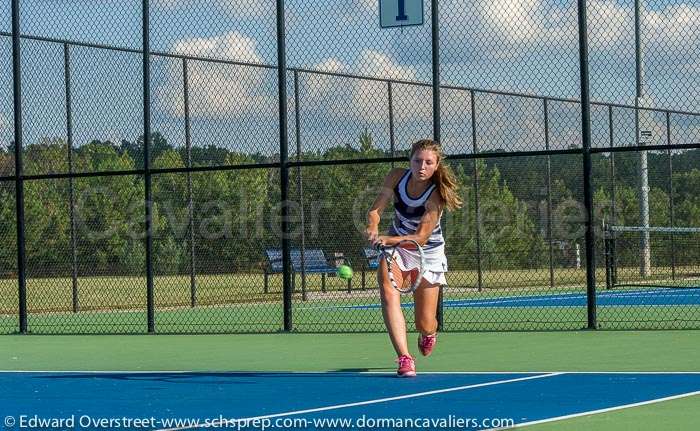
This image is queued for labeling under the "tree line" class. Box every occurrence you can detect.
[0,131,698,277]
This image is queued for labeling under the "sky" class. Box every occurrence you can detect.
[0,0,699,166]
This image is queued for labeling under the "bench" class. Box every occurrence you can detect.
[264,248,352,295]
[360,247,381,290]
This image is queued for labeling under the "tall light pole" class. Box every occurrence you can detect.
[635,0,651,277]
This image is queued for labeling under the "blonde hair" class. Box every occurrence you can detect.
[410,139,463,211]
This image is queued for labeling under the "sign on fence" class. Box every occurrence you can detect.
[379,0,424,28]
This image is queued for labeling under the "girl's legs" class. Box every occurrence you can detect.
[379,262,441,354]
[378,258,410,357]
[414,279,441,356]
[413,280,440,336]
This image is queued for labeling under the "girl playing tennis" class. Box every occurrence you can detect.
[365,139,462,377]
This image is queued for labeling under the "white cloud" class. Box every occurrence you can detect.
[438,0,700,62]
[588,0,632,47]
[160,45,425,122]
[157,0,700,121]
[301,50,482,129]
[357,0,378,12]
[154,0,272,16]
[644,3,700,51]
[315,58,346,74]
[157,32,272,118]
[589,1,700,108]
[300,50,425,122]
[170,31,263,63]
[154,0,700,59]
[355,50,418,81]
[219,0,272,17]
[153,0,182,9]
[480,0,542,42]
[438,0,579,57]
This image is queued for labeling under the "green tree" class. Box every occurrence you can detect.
[221,152,270,269]
[152,149,188,274]
[74,141,144,275]
[444,160,546,271]
[673,169,700,227]
[0,183,16,275]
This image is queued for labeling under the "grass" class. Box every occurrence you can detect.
[0,267,598,313]
[0,267,697,334]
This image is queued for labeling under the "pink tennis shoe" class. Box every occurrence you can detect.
[418,333,437,356]
[396,354,416,377]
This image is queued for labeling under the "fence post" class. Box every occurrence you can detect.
[577,0,597,329]
[609,105,617,224]
[142,0,155,333]
[11,0,27,334]
[63,43,80,313]
[544,98,554,290]
[667,112,676,280]
[388,81,395,166]
[182,57,197,307]
[277,0,292,331]
[470,90,483,292]
[293,71,307,301]
[430,0,445,331]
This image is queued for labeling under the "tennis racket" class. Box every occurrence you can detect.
[376,239,427,294]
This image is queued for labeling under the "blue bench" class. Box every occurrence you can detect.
[361,247,380,290]
[264,248,352,295]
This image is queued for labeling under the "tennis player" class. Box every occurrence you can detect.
[365,139,462,377]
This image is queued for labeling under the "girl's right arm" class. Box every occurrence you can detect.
[366,168,404,244]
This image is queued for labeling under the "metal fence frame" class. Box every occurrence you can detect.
[4,0,700,334]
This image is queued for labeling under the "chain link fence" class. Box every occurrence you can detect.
[0,0,698,334]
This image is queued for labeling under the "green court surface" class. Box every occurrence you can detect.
[1,294,698,334]
[2,331,699,429]
[2,265,699,335]
[526,395,699,431]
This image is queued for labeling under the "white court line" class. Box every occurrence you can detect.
[444,289,694,305]
[155,373,563,431]
[307,288,695,311]
[0,370,537,374]
[486,390,700,430]
[0,370,545,375]
[2,370,700,375]
[359,371,700,375]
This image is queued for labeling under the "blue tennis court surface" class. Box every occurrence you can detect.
[329,288,700,310]
[2,371,699,430]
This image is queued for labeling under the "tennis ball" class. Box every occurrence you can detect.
[337,265,353,280]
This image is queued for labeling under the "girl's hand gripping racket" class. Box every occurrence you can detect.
[376,239,427,294]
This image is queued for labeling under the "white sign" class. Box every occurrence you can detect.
[379,0,424,29]
[639,130,652,145]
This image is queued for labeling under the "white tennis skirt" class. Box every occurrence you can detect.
[386,244,448,287]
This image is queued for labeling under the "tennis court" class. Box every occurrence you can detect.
[2,331,699,430]
[3,0,700,429]
[3,371,700,430]
[333,287,700,310]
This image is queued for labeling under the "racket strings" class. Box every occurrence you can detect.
[380,240,425,293]
[400,273,413,291]
[387,252,419,293]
